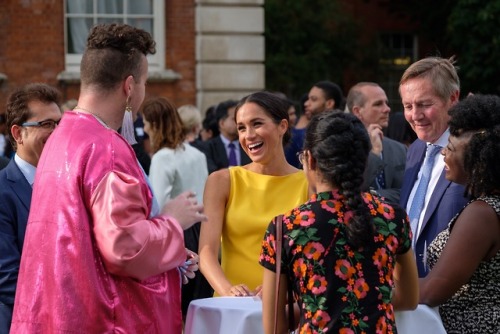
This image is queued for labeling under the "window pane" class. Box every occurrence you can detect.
[97,17,124,25]
[98,0,124,14]
[129,0,153,15]
[66,0,92,14]
[129,19,153,36]
[67,17,93,53]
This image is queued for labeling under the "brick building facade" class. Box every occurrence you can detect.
[0,0,265,115]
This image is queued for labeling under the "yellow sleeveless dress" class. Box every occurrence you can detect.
[221,166,309,291]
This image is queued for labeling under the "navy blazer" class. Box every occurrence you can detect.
[203,136,251,174]
[0,159,32,333]
[400,139,468,277]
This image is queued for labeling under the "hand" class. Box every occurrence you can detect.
[179,249,200,284]
[253,285,263,298]
[161,191,207,230]
[367,124,384,155]
[227,284,253,297]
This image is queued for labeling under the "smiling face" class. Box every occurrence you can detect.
[11,100,62,166]
[442,134,470,185]
[400,77,458,143]
[236,102,287,164]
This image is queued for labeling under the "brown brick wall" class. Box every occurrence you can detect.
[0,0,197,113]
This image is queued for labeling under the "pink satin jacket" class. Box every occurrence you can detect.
[10,112,186,333]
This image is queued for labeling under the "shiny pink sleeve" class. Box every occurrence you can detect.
[90,171,186,281]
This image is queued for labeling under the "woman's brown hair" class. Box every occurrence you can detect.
[141,97,185,153]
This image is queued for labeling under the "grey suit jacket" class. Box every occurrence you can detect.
[362,137,406,204]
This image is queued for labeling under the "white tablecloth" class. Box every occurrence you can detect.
[185,297,263,334]
[185,298,446,334]
[395,304,447,334]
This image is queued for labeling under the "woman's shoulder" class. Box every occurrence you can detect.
[207,167,231,183]
[152,147,175,158]
[363,192,408,219]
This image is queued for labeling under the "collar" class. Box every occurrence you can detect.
[220,134,238,147]
[427,128,450,148]
[14,154,36,186]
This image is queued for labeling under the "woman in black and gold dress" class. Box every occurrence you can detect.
[419,94,500,333]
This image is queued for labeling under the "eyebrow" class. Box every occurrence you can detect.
[236,117,266,125]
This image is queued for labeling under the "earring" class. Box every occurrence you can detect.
[120,95,138,145]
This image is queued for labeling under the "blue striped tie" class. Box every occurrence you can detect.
[408,144,442,245]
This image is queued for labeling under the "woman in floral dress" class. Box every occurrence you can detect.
[419,94,500,333]
[260,112,419,333]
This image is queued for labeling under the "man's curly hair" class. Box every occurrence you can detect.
[80,23,156,91]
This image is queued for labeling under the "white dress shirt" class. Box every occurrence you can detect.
[14,154,36,187]
[406,129,449,239]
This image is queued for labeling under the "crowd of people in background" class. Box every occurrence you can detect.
[0,22,498,334]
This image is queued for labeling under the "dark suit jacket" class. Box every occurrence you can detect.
[400,139,468,277]
[0,156,9,170]
[0,159,32,333]
[203,136,251,174]
[363,137,406,204]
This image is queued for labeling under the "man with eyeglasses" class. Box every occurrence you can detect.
[0,83,61,333]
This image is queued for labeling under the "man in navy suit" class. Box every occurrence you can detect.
[0,83,62,333]
[346,82,407,204]
[399,57,469,277]
[203,99,251,174]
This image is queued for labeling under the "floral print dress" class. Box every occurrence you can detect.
[260,190,412,334]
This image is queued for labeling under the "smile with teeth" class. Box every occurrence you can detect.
[248,142,263,151]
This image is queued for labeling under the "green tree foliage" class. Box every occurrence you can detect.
[264,0,360,101]
[385,0,500,95]
[447,0,500,95]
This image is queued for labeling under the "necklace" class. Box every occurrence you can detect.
[73,106,110,128]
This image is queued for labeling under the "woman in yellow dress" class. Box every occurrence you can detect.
[199,91,309,296]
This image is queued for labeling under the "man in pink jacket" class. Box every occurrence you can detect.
[10,23,206,333]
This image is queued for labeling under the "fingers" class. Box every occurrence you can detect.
[228,284,252,297]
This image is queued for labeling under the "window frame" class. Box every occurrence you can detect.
[63,0,166,73]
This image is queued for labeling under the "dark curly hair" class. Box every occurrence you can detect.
[304,112,373,248]
[448,94,500,197]
[80,23,156,91]
[235,91,292,146]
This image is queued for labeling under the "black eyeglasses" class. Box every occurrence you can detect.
[21,119,60,129]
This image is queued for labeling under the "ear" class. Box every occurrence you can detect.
[279,118,288,135]
[449,90,460,106]
[326,99,335,110]
[10,124,23,145]
[351,105,362,118]
[306,151,317,171]
[123,75,135,97]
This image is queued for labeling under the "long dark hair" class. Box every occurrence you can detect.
[304,112,373,248]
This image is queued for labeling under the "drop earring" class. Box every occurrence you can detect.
[120,95,138,145]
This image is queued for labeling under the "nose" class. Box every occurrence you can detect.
[244,127,256,140]
[384,102,391,113]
